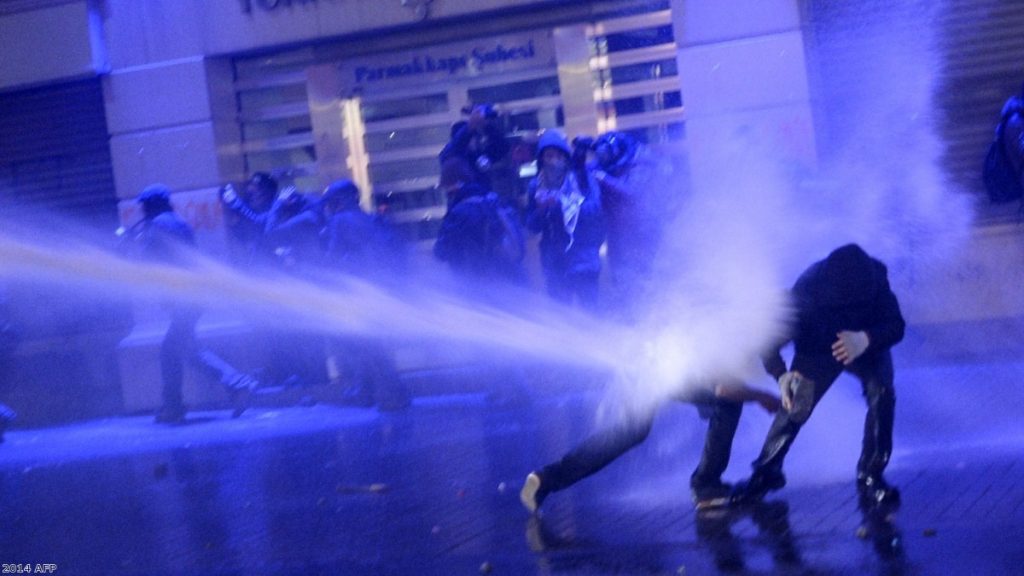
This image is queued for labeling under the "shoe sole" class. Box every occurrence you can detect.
[695,496,730,510]
[520,473,542,513]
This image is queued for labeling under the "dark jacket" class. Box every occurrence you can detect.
[439,122,511,184]
[263,195,326,268]
[323,208,405,280]
[138,210,196,265]
[434,184,524,282]
[763,244,906,379]
[526,170,605,277]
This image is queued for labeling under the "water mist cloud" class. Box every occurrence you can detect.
[600,0,972,424]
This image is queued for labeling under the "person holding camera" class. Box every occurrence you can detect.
[439,103,523,210]
[526,129,605,311]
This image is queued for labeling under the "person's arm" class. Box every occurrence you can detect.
[865,274,906,351]
[439,123,473,165]
[713,382,780,414]
[224,196,269,227]
[525,180,556,234]
[760,324,792,381]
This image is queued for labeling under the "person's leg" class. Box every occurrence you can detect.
[157,309,196,422]
[545,270,573,305]
[848,350,899,506]
[175,308,256,418]
[369,341,409,411]
[734,355,841,502]
[522,411,656,512]
[690,398,743,506]
[333,337,375,407]
[569,270,601,312]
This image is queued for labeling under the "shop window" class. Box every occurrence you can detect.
[369,157,440,183]
[373,186,443,212]
[241,117,314,141]
[237,84,309,114]
[607,90,682,117]
[361,94,449,123]
[623,122,686,144]
[364,124,451,154]
[598,24,675,54]
[244,149,316,177]
[605,58,677,86]
[467,76,561,105]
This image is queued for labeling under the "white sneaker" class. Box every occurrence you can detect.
[520,472,544,513]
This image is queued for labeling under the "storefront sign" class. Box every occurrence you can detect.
[339,31,554,92]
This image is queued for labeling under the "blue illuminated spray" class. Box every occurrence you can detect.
[0,3,977,474]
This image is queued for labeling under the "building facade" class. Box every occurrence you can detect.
[1,0,1023,417]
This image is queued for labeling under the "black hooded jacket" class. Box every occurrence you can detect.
[763,244,906,379]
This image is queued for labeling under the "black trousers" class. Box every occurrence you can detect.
[751,350,896,479]
[538,391,743,493]
[545,269,600,311]
[160,307,243,411]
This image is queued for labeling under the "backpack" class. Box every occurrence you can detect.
[983,112,1024,204]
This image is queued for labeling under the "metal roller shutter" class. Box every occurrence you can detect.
[802,0,1024,226]
[0,78,118,228]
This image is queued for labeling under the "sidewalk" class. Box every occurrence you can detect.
[0,355,1021,575]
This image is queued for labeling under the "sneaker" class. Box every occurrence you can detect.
[155,405,187,425]
[857,474,901,508]
[730,470,786,506]
[691,481,733,510]
[520,472,547,514]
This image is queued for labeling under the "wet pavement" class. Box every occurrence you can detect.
[1,356,1023,576]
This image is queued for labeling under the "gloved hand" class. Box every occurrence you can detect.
[832,330,869,365]
[534,189,558,211]
[778,371,800,413]
[220,183,238,205]
[778,371,815,423]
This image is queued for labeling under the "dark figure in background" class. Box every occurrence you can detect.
[133,184,257,424]
[321,179,410,411]
[984,82,1024,204]
[439,104,522,210]
[592,131,675,319]
[0,285,18,443]
[220,172,277,267]
[526,129,606,311]
[434,157,526,286]
[263,186,327,272]
[434,157,531,407]
[520,383,779,512]
[732,244,906,509]
[999,82,1024,190]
